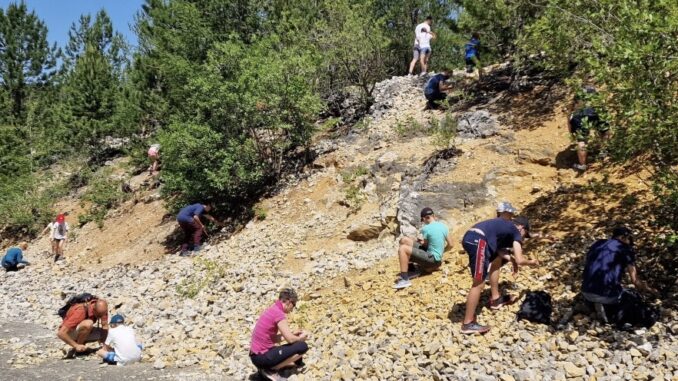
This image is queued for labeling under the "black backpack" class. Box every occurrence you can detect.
[57,293,97,319]
[516,290,553,325]
[605,290,659,329]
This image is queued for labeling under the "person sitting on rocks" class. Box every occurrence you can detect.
[41,213,69,262]
[568,87,610,171]
[581,226,658,326]
[96,314,142,366]
[176,202,223,256]
[423,68,453,110]
[393,207,453,289]
[1,242,30,272]
[460,216,539,334]
[250,288,309,381]
[57,298,109,358]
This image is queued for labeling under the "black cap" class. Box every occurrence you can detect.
[420,207,434,218]
[612,226,632,238]
[513,216,531,237]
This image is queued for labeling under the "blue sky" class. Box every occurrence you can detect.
[0,0,144,49]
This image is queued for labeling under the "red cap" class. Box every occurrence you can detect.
[56,214,65,223]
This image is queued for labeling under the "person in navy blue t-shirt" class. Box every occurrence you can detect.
[1,242,30,272]
[176,203,223,256]
[423,69,453,110]
[581,227,656,306]
[460,217,539,334]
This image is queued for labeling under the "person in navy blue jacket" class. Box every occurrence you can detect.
[1,242,30,272]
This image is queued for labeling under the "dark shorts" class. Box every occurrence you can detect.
[465,56,479,68]
[410,242,441,269]
[2,264,18,272]
[250,341,309,370]
[425,91,447,102]
[462,231,491,282]
[569,115,609,142]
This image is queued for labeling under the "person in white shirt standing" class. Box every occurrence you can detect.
[97,314,142,366]
[41,213,69,262]
[408,16,433,76]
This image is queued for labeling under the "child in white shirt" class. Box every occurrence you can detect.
[96,314,142,366]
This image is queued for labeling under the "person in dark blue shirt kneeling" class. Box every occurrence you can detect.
[581,227,657,325]
[424,68,453,110]
[2,242,30,272]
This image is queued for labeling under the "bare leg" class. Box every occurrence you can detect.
[57,240,65,258]
[399,236,415,246]
[577,142,587,165]
[422,53,430,73]
[272,354,303,370]
[463,278,485,324]
[409,57,418,74]
[51,240,58,256]
[96,348,108,358]
[419,54,426,72]
[488,256,503,301]
[398,244,414,273]
[75,320,94,345]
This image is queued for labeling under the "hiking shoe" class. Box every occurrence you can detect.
[179,250,191,257]
[488,294,515,310]
[259,369,286,381]
[573,163,587,171]
[192,245,202,252]
[392,277,412,290]
[461,321,490,335]
[64,348,76,359]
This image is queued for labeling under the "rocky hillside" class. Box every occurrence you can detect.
[0,70,675,381]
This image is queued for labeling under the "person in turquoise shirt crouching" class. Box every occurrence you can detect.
[393,207,453,289]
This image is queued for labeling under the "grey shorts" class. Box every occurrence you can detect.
[412,46,431,59]
[410,242,441,269]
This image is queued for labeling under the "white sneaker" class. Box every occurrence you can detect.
[573,163,587,171]
[420,71,427,76]
[392,277,412,289]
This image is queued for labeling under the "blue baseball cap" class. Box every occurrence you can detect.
[110,314,125,324]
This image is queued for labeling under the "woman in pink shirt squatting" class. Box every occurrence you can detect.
[249,288,309,381]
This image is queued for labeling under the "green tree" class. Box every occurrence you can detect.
[64,10,128,75]
[517,0,677,228]
[0,2,57,120]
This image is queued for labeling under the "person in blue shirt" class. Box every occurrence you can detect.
[423,69,453,110]
[460,217,539,334]
[176,203,223,256]
[581,227,657,317]
[464,32,482,75]
[568,87,610,171]
[393,207,454,289]
[2,242,30,272]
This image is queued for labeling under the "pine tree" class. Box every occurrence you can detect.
[0,2,57,121]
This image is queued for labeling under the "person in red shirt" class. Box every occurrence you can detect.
[57,299,109,357]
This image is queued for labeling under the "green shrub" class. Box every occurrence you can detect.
[79,168,128,228]
[176,258,226,298]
